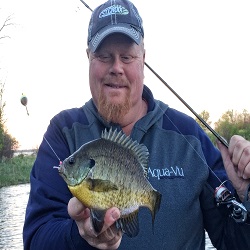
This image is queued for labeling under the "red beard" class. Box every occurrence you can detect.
[97,89,131,123]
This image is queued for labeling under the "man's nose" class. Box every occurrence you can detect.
[109,57,124,75]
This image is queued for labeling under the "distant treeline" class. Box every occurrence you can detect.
[195,109,250,144]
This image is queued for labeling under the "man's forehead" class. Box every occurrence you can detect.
[97,33,137,50]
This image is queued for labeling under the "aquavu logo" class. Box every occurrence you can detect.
[148,166,184,180]
[99,5,129,18]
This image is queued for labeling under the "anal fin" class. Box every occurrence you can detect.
[116,210,139,238]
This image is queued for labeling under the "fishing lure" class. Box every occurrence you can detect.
[20,93,29,116]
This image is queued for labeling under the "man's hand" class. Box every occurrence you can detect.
[68,197,122,249]
[217,135,250,201]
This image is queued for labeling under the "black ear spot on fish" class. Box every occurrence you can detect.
[69,156,75,165]
[89,159,95,168]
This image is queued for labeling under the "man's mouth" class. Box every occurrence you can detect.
[105,83,126,89]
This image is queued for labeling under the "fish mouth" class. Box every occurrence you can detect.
[58,165,67,178]
[58,168,79,186]
[58,165,70,181]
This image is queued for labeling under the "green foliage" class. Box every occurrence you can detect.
[0,82,19,159]
[0,132,19,159]
[195,110,212,133]
[0,154,36,187]
[214,109,250,143]
[0,82,5,152]
[197,109,250,145]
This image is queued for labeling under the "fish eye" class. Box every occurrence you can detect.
[89,159,95,168]
[69,157,75,165]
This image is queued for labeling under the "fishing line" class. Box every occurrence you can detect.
[43,136,61,162]
[143,87,224,185]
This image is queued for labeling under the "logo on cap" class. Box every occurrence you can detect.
[99,5,129,18]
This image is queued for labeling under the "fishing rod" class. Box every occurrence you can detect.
[78,0,249,223]
[79,0,228,148]
[144,63,229,147]
[79,0,93,11]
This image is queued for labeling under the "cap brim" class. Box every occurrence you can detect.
[89,23,142,52]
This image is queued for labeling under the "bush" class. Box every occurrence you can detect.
[0,154,36,187]
[0,82,19,160]
[0,131,19,159]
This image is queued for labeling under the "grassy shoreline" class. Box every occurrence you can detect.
[0,154,36,188]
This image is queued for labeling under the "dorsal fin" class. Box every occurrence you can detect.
[101,128,149,177]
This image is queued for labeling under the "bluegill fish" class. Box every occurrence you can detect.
[58,128,161,237]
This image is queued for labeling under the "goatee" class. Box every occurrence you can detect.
[97,91,131,123]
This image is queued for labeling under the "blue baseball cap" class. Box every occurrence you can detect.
[87,0,144,52]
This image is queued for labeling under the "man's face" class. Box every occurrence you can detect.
[87,33,145,123]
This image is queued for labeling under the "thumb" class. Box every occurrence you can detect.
[216,140,230,163]
[68,197,90,221]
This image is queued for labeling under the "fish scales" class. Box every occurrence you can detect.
[58,128,162,237]
[76,140,151,208]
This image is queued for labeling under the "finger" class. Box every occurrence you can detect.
[96,229,122,250]
[237,148,250,178]
[98,221,120,241]
[82,208,122,249]
[229,136,250,178]
[68,198,96,240]
[216,140,240,187]
[242,162,250,180]
[98,207,120,233]
[68,197,90,221]
[93,208,122,248]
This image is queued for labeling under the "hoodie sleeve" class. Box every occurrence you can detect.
[23,111,96,250]
[190,118,250,249]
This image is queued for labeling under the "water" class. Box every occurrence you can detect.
[0,184,30,250]
[0,184,216,249]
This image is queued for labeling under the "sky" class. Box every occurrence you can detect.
[0,0,250,149]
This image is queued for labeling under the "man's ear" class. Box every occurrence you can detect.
[86,48,90,59]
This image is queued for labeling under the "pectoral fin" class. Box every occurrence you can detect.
[87,178,118,192]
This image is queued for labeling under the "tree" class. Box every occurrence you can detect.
[195,110,216,143]
[0,14,19,159]
[196,109,250,145]
[0,82,19,159]
[214,109,250,143]
[195,110,212,132]
[0,14,13,40]
[0,82,5,151]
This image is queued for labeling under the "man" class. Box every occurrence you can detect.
[23,0,250,249]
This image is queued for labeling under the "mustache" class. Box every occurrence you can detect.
[103,76,130,87]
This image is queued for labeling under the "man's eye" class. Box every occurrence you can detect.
[121,55,133,63]
[98,55,111,62]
